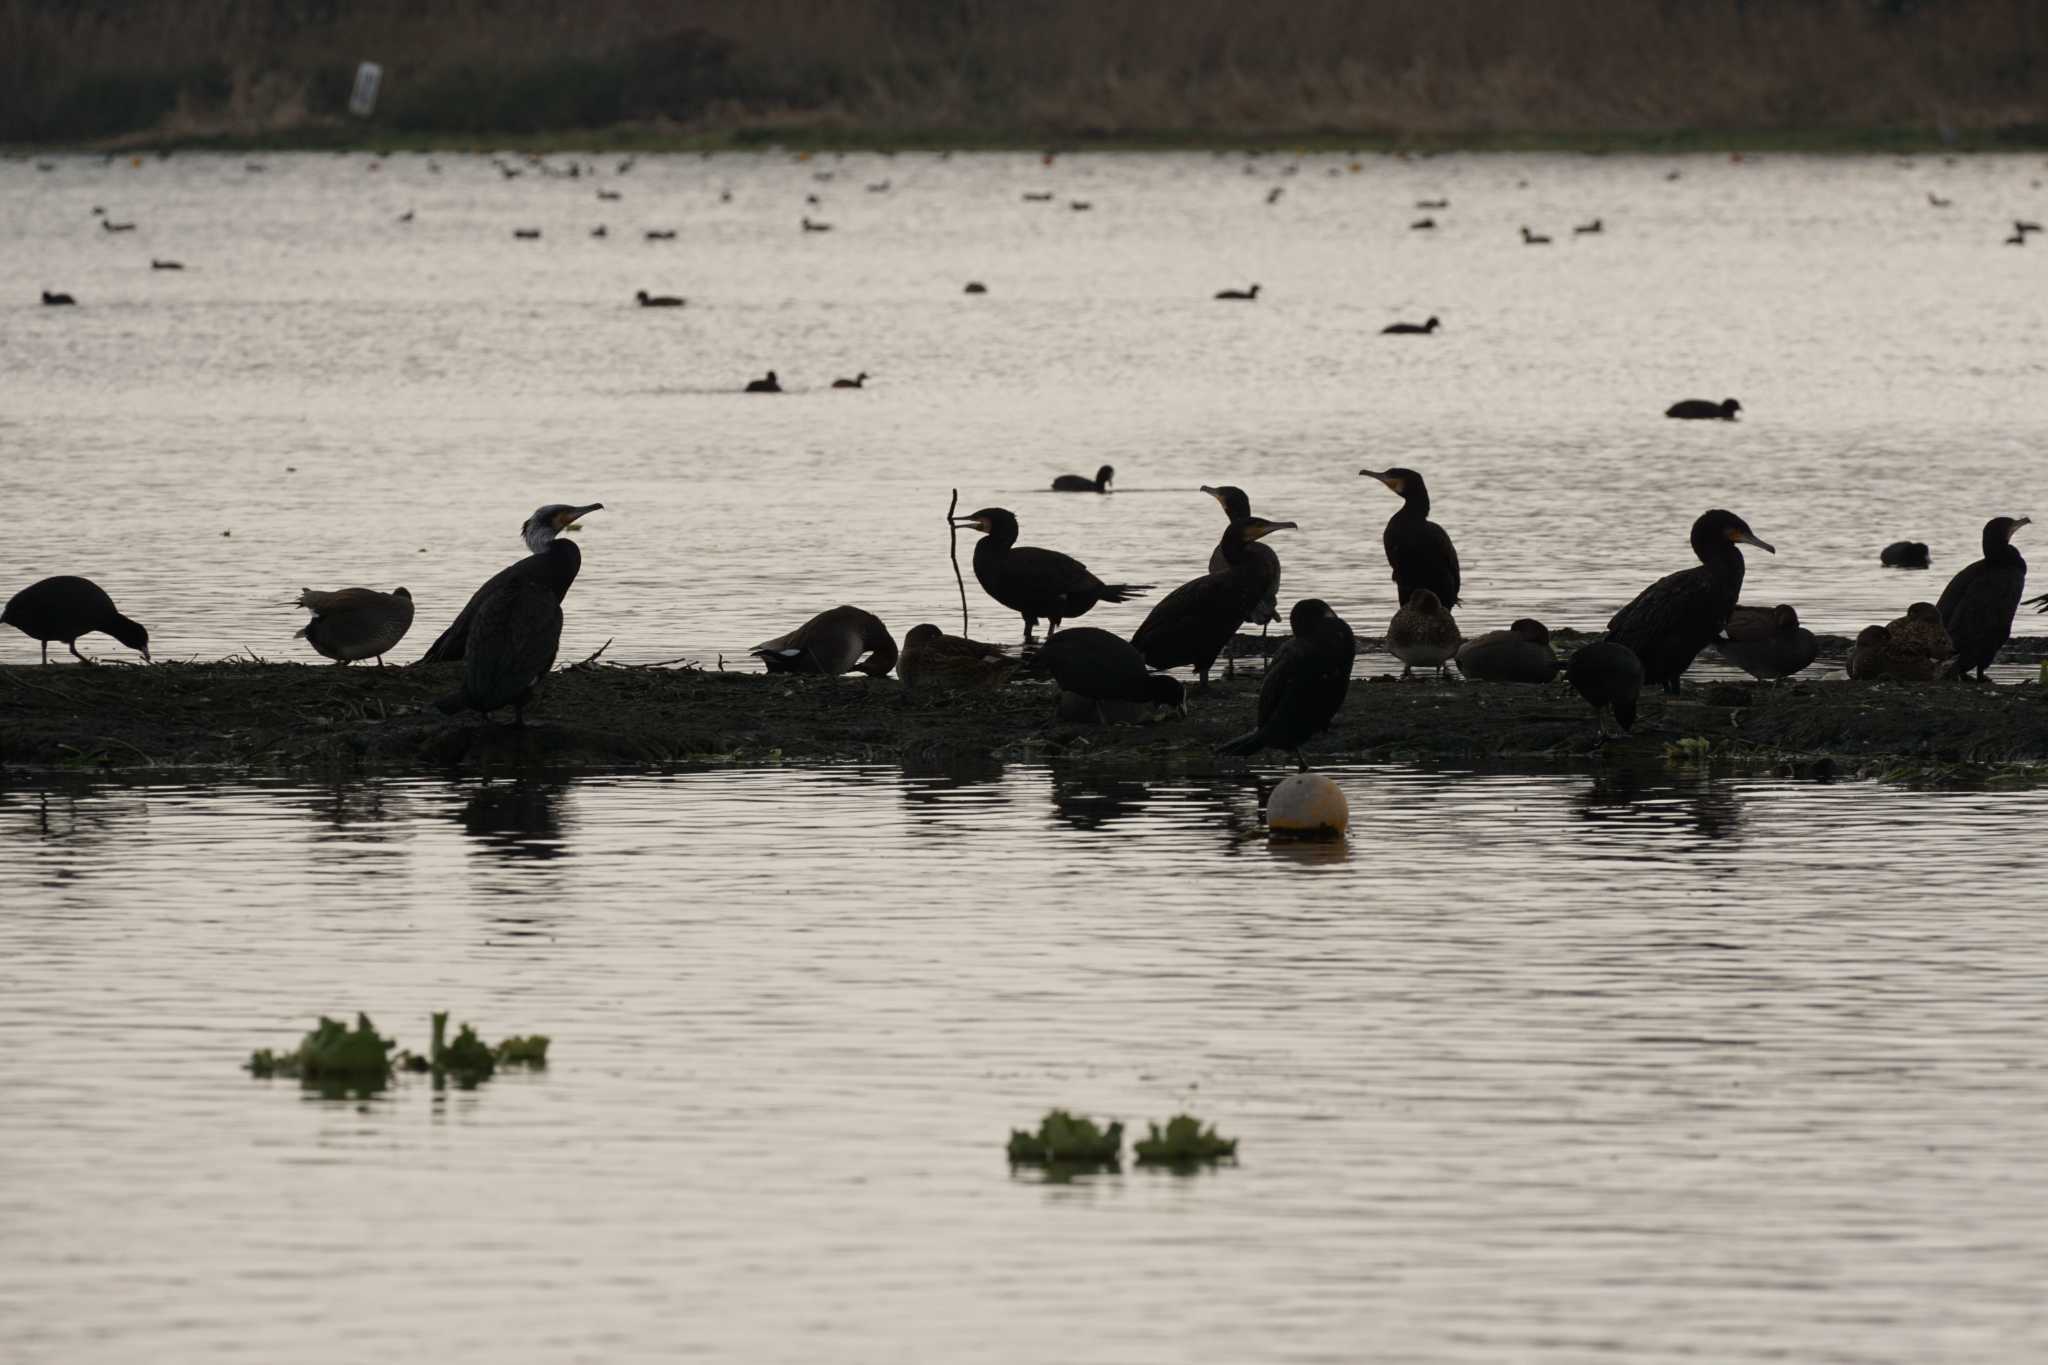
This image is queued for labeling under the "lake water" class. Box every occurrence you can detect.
[5,151,2048,1362]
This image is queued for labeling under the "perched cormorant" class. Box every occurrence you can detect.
[417,502,602,664]
[952,507,1150,642]
[1215,284,1260,300]
[1215,599,1355,769]
[1936,515,2030,680]
[1382,315,1440,334]
[1521,226,1551,244]
[1023,626,1185,723]
[2,576,150,664]
[1359,466,1461,607]
[1607,509,1774,693]
[432,575,560,726]
[1455,619,1560,683]
[1845,624,1897,680]
[832,372,869,389]
[752,606,899,676]
[1051,464,1114,494]
[744,371,782,393]
[1201,485,1284,665]
[1386,588,1461,679]
[1666,398,1742,420]
[1566,641,1643,734]
[41,290,75,306]
[295,586,413,665]
[1132,514,1297,687]
[1880,540,1930,569]
[897,624,1012,694]
[635,290,683,307]
[963,282,988,294]
[1714,603,1818,680]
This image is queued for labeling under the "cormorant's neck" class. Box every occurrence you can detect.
[1395,488,1430,518]
[980,521,1019,552]
[1216,523,1252,567]
[1693,533,1745,583]
[541,538,581,596]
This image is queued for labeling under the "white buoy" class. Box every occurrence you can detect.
[1266,773,1348,841]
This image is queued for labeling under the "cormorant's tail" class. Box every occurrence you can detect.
[1095,583,1153,604]
[416,607,473,664]
[1216,727,1267,757]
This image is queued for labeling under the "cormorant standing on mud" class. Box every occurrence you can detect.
[294,586,413,665]
[1132,513,1296,687]
[418,503,602,664]
[1216,599,1355,769]
[951,507,1150,643]
[1565,640,1643,735]
[1606,509,1774,693]
[1937,515,2029,680]
[751,606,899,676]
[1052,464,1114,493]
[1202,485,1283,639]
[434,574,561,726]
[2,575,150,663]
[1025,626,1186,722]
[1358,466,1460,607]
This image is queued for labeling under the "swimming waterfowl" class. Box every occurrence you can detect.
[1022,192,1054,202]
[1051,464,1114,493]
[832,372,869,389]
[2006,230,2028,246]
[801,217,832,232]
[1359,466,1461,607]
[1714,603,1818,680]
[744,371,782,393]
[752,606,898,676]
[1215,599,1355,769]
[1520,226,1551,244]
[635,290,683,307]
[1069,201,1092,211]
[2018,220,2044,235]
[1416,198,1449,209]
[1132,514,1297,687]
[1574,219,1603,234]
[1881,540,1930,569]
[963,282,988,294]
[1026,627,1184,723]
[1566,640,1643,734]
[101,220,135,232]
[513,228,541,239]
[1381,315,1440,334]
[951,507,1151,643]
[1607,509,1774,693]
[1937,515,2029,680]
[896,624,1012,694]
[645,229,677,240]
[597,189,621,201]
[591,225,608,237]
[1928,192,1952,208]
[1215,284,1260,300]
[1410,218,1436,230]
[41,290,75,306]
[1386,588,1461,679]
[867,181,891,193]
[432,574,560,726]
[3,576,150,664]
[1266,187,1283,205]
[417,502,602,664]
[294,586,413,665]
[1201,485,1284,666]
[397,210,414,223]
[1666,398,1741,420]
[1455,619,1560,683]
[151,259,183,270]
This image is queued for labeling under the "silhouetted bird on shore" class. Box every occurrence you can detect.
[1566,641,1642,735]
[1938,515,2029,680]
[3,576,150,664]
[294,586,413,665]
[1607,509,1774,693]
[418,503,602,664]
[1359,466,1460,607]
[1216,599,1355,769]
[752,606,898,676]
[951,507,1150,643]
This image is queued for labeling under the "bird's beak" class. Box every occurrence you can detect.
[1358,470,1401,493]
[1246,519,1298,540]
[2016,517,2034,532]
[950,517,988,532]
[1736,531,1776,554]
[558,502,604,531]
[141,647,152,663]
[1199,485,1223,503]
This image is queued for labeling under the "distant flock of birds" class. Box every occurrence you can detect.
[4,462,2036,767]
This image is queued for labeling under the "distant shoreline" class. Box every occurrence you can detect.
[14,124,2048,157]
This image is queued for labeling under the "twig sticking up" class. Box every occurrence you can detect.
[947,487,969,636]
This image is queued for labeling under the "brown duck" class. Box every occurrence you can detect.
[1387,588,1461,679]
[897,624,1012,694]
[295,586,414,665]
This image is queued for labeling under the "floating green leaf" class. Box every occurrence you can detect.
[495,1034,550,1066]
[246,1013,396,1094]
[1007,1109,1123,1169]
[1133,1113,1238,1170]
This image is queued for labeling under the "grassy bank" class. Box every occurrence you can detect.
[3,661,2044,777]
[5,0,2045,151]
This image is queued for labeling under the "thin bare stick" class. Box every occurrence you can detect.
[947,487,968,636]
[570,637,613,669]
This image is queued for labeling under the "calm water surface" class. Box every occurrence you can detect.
[6,152,2048,1361]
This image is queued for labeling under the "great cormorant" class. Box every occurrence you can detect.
[1358,466,1461,607]
[1714,604,1818,681]
[417,502,602,664]
[1386,588,1461,679]
[1200,485,1284,671]
[1024,626,1185,722]
[752,606,899,676]
[951,507,1150,642]
[1215,599,1355,768]
[1565,641,1643,734]
[2,576,150,663]
[897,624,1012,695]
[1666,398,1741,420]
[1132,514,1296,687]
[295,586,413,665]
[1606,509,1774,693]
[1051,464,1114,493]
[1937,515,2029,680]
[1455,619,1560,683]
[433,575,560,726]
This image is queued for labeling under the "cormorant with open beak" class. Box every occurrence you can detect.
[951,507,1150,644]
[417,503,602,663]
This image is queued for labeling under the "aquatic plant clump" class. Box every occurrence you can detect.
[495,1035,551,1066]
[1007,1110,1123,1168]
[1133,1114,1239,1169]
[246,1013,396,1084]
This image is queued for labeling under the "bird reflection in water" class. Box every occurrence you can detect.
[458,778,570,861]
[898,757,1006,838]
[1049,774,1150,831]
[305,779,406,843]
[1576,756,1742,840]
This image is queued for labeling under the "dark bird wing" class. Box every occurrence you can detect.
[442,577,562,713]
[1606,565,1730,681]
[1935,560,1984,625]
[419,559,521,663]
[1720,605,1776,642]
[1388,519,1461,607]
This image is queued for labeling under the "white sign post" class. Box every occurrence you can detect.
[348,62,383,118]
